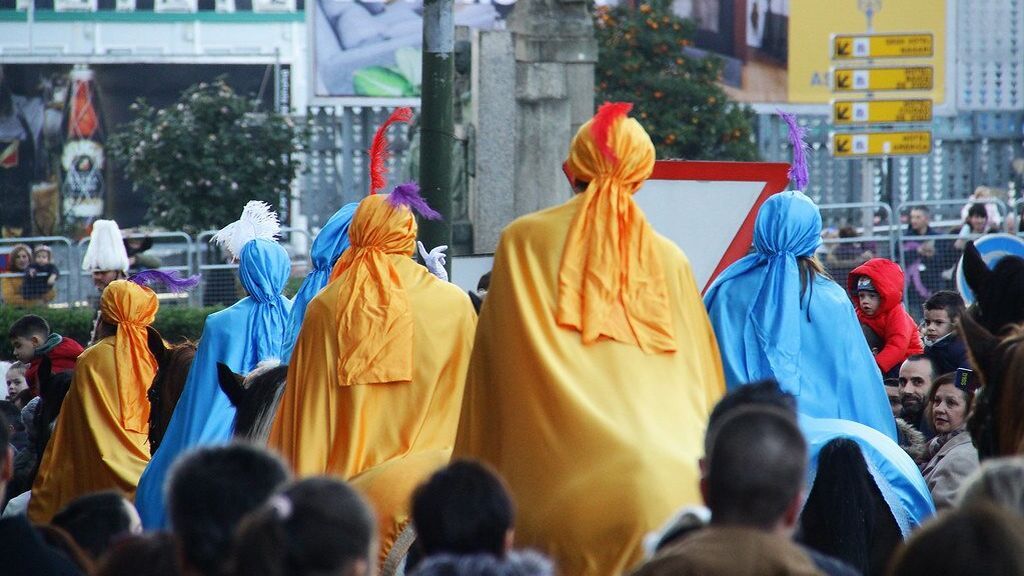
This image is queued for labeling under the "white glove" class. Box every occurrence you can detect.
[417,241,449,282]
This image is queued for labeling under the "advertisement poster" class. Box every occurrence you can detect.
[313,0,515,98]
[0,63,282,238]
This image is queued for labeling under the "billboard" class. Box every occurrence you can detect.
[0,63,282,239]
[312,0,514,98]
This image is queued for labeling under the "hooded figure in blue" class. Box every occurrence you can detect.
[800,414,935,536]
[703,190,897,441]
[135,237,292,529]
[281,202,358,363]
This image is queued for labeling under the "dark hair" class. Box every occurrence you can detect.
[888,503,1024,575]
[412,460,515,560]
[798,256,830,311]
[12,388,34,410]
[924,291,966,323]
[168,444,290,576]
[799,438,900,575]
[704,406,807,529]
[477,271,491,292]
[52,491,137,560]
[902,354,937,380]
[8,314,49,340]
[96,532,182,576]
[911,206,930,215]
[36,524,96,575]
[927,372,975,417]
[707,379,797,433]
[231,477,375,576]
[967,203,988,220]
[0,400,21,432]
[839,226,859,239]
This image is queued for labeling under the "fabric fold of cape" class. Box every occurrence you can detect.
[268,193,477,564]
[281,202,358,363]
[29,280,158,523]
[135,238,291,529]
[452,112,725,575]
[703,191,898,441]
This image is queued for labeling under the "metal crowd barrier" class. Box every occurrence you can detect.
[817,202,896,283]
[0,236,78,306]
[194,227,313,308]
[77,232,197,307]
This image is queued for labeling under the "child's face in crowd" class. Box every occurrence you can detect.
[33,251,50,266]
[857,291,881,317]
[10,336,38,362]
[6,369,28,397]
[923,309,955,341]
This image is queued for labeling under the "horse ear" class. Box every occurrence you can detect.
[147,328,168,366]
[960,312,1001,387]
[962,241,991,297]
[217,362,246,407]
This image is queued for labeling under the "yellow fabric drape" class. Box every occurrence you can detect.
[100,280,159,433]
[559,115,676,354]
[269,202,477,563]
[28,336,153,523]
[453,197,725,575]
[327,194,417,387]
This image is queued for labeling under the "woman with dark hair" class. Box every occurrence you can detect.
[798,438,902,576]
[230,477,376,576]
[920,372,980,509]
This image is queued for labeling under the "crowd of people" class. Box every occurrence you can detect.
[1,104,1024,576]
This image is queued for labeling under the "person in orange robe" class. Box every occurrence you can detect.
[29,279,159,522]
[268,188,477,565]
[452,103,726,575]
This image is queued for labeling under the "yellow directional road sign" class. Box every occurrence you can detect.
[833,99,933,125]
[832,131,932,158]
[833,67,933,92]
[833,33,934,60]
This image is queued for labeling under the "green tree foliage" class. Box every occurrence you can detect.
[594,0,759,161]
[109,80,302,234]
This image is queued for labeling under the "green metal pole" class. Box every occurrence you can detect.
[419,0,454,272]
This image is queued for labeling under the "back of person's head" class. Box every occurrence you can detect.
[839,225,858,239]
[967,202,988,220]
[232,476,376,576]
[703,406,807,529]
[168,443,290,576]
[36,523,96,575]
[8,313,50,340]
[96,532,182,576]
[799,438,900,575]
[958,456,1024,516]
[888,503,1024,576]
[412,460,515,559]
[707,379,797,433]
[924,291,966,324]
[411,551,554,576]
[52,490,141,560]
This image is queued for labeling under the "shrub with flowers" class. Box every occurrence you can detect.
[594,0,759,161]
[109,79,302,233]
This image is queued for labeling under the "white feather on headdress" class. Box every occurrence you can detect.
[210,201,280,260]
[81,219,130,273]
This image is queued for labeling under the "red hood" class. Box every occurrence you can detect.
[26,336,85,389]
[848,258,905,315]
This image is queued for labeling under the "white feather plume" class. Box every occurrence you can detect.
[81,219,130,272]
[211,201,280,260]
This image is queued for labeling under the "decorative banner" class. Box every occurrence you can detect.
[831,131,932,158]
[832,66,934,92]
[832,99,933,125]
[832,33,933,59]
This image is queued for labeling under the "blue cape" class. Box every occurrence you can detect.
[281,203,358,363]
[135,238,292,529]
[704,191,897,441]
[800,415,935,536]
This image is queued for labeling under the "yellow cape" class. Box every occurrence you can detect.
[29,337,152,522]
[453,194,725,575]
[268,256,477,563]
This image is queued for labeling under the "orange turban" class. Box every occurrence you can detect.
[558,104,676,354]
[100,280,159,433]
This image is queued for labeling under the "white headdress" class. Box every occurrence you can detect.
[210,201,280,261]
[81,219,130,273]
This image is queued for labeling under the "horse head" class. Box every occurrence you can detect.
[147,338,196,455]
[216,360,289,444]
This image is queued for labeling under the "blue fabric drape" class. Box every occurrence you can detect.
[704,191,897,440]
[281,203,358,363]
[135,238,292,529]
[800,415,935,536]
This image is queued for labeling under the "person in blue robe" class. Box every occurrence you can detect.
[281,203,358,363]
[135,237,292,529]
[703,190,897,441]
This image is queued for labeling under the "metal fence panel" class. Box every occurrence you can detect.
[0,237,77,306]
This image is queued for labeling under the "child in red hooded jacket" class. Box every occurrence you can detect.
[848,258,924,377]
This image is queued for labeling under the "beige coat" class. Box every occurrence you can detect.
[921,431,980,510]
